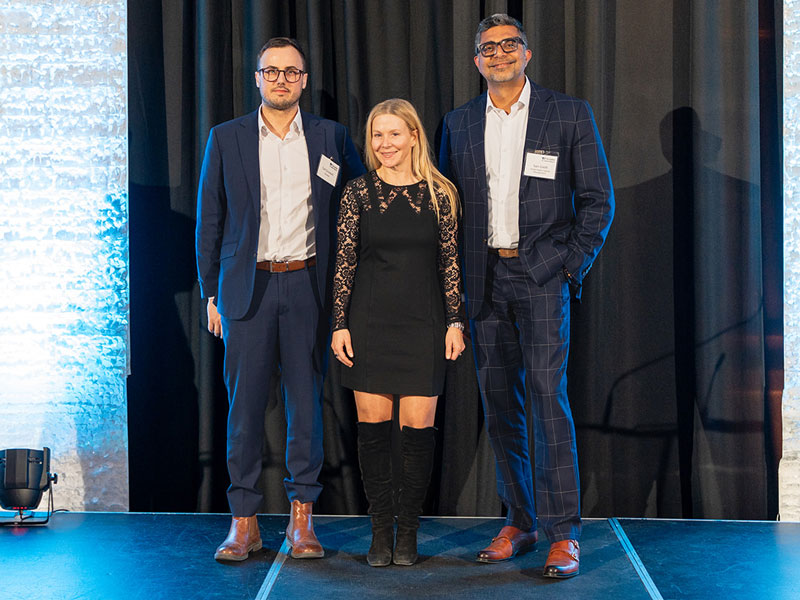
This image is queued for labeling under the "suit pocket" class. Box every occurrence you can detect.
[220,241,237,260]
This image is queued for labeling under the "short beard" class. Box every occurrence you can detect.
[260,91,298,111]
[485,65,522,85]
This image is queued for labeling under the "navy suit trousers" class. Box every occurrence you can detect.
[471,253,581,542]
[221,266,325,516]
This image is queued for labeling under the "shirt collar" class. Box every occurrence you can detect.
[485,77,531,115]
[259,107,304,139]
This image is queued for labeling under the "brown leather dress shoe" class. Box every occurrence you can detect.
[543,539,580,578]
[476,525,538,563]
[214,515,262,561]
[285,500,324,559]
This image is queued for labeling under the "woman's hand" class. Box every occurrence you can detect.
[331,329,355,367]
[445,325,466,361]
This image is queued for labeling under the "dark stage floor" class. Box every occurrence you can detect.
[1,512,799,599]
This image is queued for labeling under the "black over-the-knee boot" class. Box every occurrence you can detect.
[357,420,394,567]
[394,425,436,566]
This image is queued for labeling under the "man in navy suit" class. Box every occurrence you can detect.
[196,37,364,562]
[439,14,613,578]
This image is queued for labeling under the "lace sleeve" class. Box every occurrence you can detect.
[435,187,463,325]
[332,179,362,330]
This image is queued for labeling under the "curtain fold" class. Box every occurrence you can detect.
[127,0,778,519]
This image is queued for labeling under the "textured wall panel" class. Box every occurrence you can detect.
[0,1,129,511]
[783,2,800,521]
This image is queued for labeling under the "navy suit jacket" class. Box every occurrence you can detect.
[439,81,614,319]
[196,109,365,320]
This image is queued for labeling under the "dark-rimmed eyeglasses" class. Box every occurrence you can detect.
[258,67,305,83]
[476,37,525,57]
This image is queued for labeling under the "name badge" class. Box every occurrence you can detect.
[317,155,340,186]
[524,150,558,180]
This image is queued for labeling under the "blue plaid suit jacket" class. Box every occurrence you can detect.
[439,81,614,319]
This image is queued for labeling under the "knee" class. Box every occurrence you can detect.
[398,402,437,429]
[399,414,431,429]
[357,404,392,423]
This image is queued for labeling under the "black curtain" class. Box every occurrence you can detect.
[127,0,782,520]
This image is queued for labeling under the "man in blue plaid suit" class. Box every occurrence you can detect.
[439,14,614,578]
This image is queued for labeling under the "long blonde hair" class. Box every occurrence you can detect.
[365,98,459,223]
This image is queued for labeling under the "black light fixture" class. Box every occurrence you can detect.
[0,448,58,525]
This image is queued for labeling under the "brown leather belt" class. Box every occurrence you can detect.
[488,247,519,258]
[256,256,316,273]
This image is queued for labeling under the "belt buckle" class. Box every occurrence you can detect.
[270,261,288,273]
[496,248,518,258]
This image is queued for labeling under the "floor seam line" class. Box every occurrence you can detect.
[255,538,290,600]
[609,517,664,600]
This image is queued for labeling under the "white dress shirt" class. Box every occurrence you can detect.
[484,77,531,249]
[257,108,314,262]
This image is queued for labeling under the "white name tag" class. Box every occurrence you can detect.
[316,155,340,186]
[524,150,558,180]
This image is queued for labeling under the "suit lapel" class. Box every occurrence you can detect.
[524,82,554,149]
[301,111,332,301]
[466,94,488,229]
[301,110,328,226]
[520,82,554,194]
[238,110,261,215]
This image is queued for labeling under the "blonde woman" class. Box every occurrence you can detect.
[331,99,465,566]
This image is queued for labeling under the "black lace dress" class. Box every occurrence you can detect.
[332,170,462,396]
